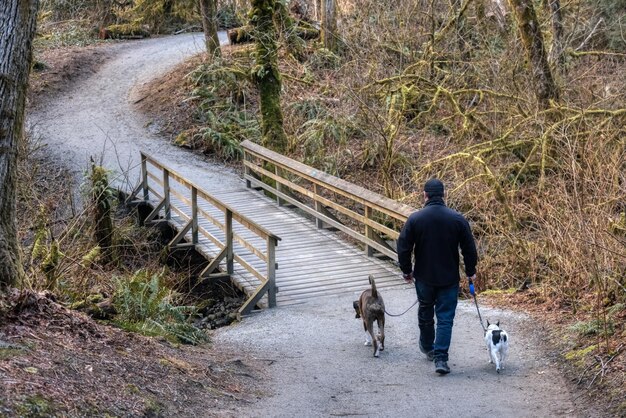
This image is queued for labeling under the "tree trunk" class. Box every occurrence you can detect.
[543,0,564,69]
[91,163,114,263]
[453,0,471,63]
[199,0,221,59]
[0,0,39,288]
[275,0,305,59]
[507,0,559,106]
[321,0,337,52]
[250,0,288,152]
[314,0,321,21]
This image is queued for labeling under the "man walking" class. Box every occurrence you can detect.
[397,179,478,375]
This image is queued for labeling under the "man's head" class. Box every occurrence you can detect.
[423,178,444,201]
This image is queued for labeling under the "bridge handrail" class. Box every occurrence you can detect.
[240,140,416,259]
[135,152,280,315]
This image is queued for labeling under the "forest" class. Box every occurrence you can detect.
[1,0,625,416]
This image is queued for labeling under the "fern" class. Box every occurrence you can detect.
[112,270,207,345]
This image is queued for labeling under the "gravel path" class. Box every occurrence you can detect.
[30,32,241,194]
[30,34,593,418]
[216,286,587,418]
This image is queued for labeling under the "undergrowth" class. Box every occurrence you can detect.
[16,132,209,345]
[113,270,207,344]
[175,53,261,160]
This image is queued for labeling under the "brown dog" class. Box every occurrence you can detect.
[353,275,385,357]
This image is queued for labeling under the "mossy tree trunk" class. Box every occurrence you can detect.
[91,163,114,263]
[453,0,471,63]
[507,0,559,106]
[321,0,337,52]
[0,0,39,289]
[199,0,221,59]
[543,0,564,69]
[250,0,288,152]
[275,0,305,59]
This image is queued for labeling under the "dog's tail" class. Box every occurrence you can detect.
[369,275,378,299]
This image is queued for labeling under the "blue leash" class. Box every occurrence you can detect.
[469,280,487,332]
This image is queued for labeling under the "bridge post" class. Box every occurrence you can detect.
[275,166,285,206]
[313,184,324,229]
[191,186,198,245]
[244,151,251,188]
[225,209,234,275]
[267,236,277,308]
[141,154,149,201]
[163,168,171,220]
[365,205,374,257]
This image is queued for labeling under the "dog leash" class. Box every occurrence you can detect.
[384,299,419,317]
[469,279,487,332]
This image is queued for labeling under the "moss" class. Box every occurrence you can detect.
[480,288,516,296]
[250,0,289,152]
[0,347,26,360]
[564,344,597,367]
[41,239,61,290]
[17,395,56,417]
[103,23,150,39]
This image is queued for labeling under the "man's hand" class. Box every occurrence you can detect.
[467,274,476,296]
[403,272,414,283]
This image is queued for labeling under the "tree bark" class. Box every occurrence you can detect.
[453,0,471,62]
[543,0,564,69]
[314,0,321,21]
[0,0,39,288]
[507,0,559,106]
[321,0,337,52]
[250,0,288,152]
[199,0,221,59]
[91,163,113,263]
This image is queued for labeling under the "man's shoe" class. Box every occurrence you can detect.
[419,342,435,361]
[435,360,450,375]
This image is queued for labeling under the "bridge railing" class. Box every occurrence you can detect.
[131,152,281,315]
[241,140,415,259]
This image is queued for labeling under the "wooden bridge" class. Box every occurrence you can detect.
[127,141,416,315]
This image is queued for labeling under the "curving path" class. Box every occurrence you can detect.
[30,34,592,417]
[30,32,241,194]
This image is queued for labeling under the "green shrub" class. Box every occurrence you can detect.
[182,60,260,159]
[113,270,207,345]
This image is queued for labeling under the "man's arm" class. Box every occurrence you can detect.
[397,216,416,276]
[459,218,478,277]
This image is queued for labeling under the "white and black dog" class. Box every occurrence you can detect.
[485,320,509,373]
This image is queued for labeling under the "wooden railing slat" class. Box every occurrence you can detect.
[241,140,415,221]
[244,160,400,239]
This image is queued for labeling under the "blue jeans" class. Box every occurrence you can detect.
[415,281,459,362]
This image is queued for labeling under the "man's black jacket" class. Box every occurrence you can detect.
[397,197,477,287]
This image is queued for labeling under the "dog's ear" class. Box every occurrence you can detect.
[496,320,500,327]
[487,319,490,326]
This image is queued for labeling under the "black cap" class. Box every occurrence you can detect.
[424,178,444,198]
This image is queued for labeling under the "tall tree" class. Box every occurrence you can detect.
[507,0,559,105]
[543,0,564,69]
[321,0,337,52]
[250,0,288,152]
[199,0,221,58]
[0,0,40,288]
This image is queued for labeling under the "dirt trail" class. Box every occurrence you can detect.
[30,34,595,417]
[217,287,590,418]
[29,32,241,193]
